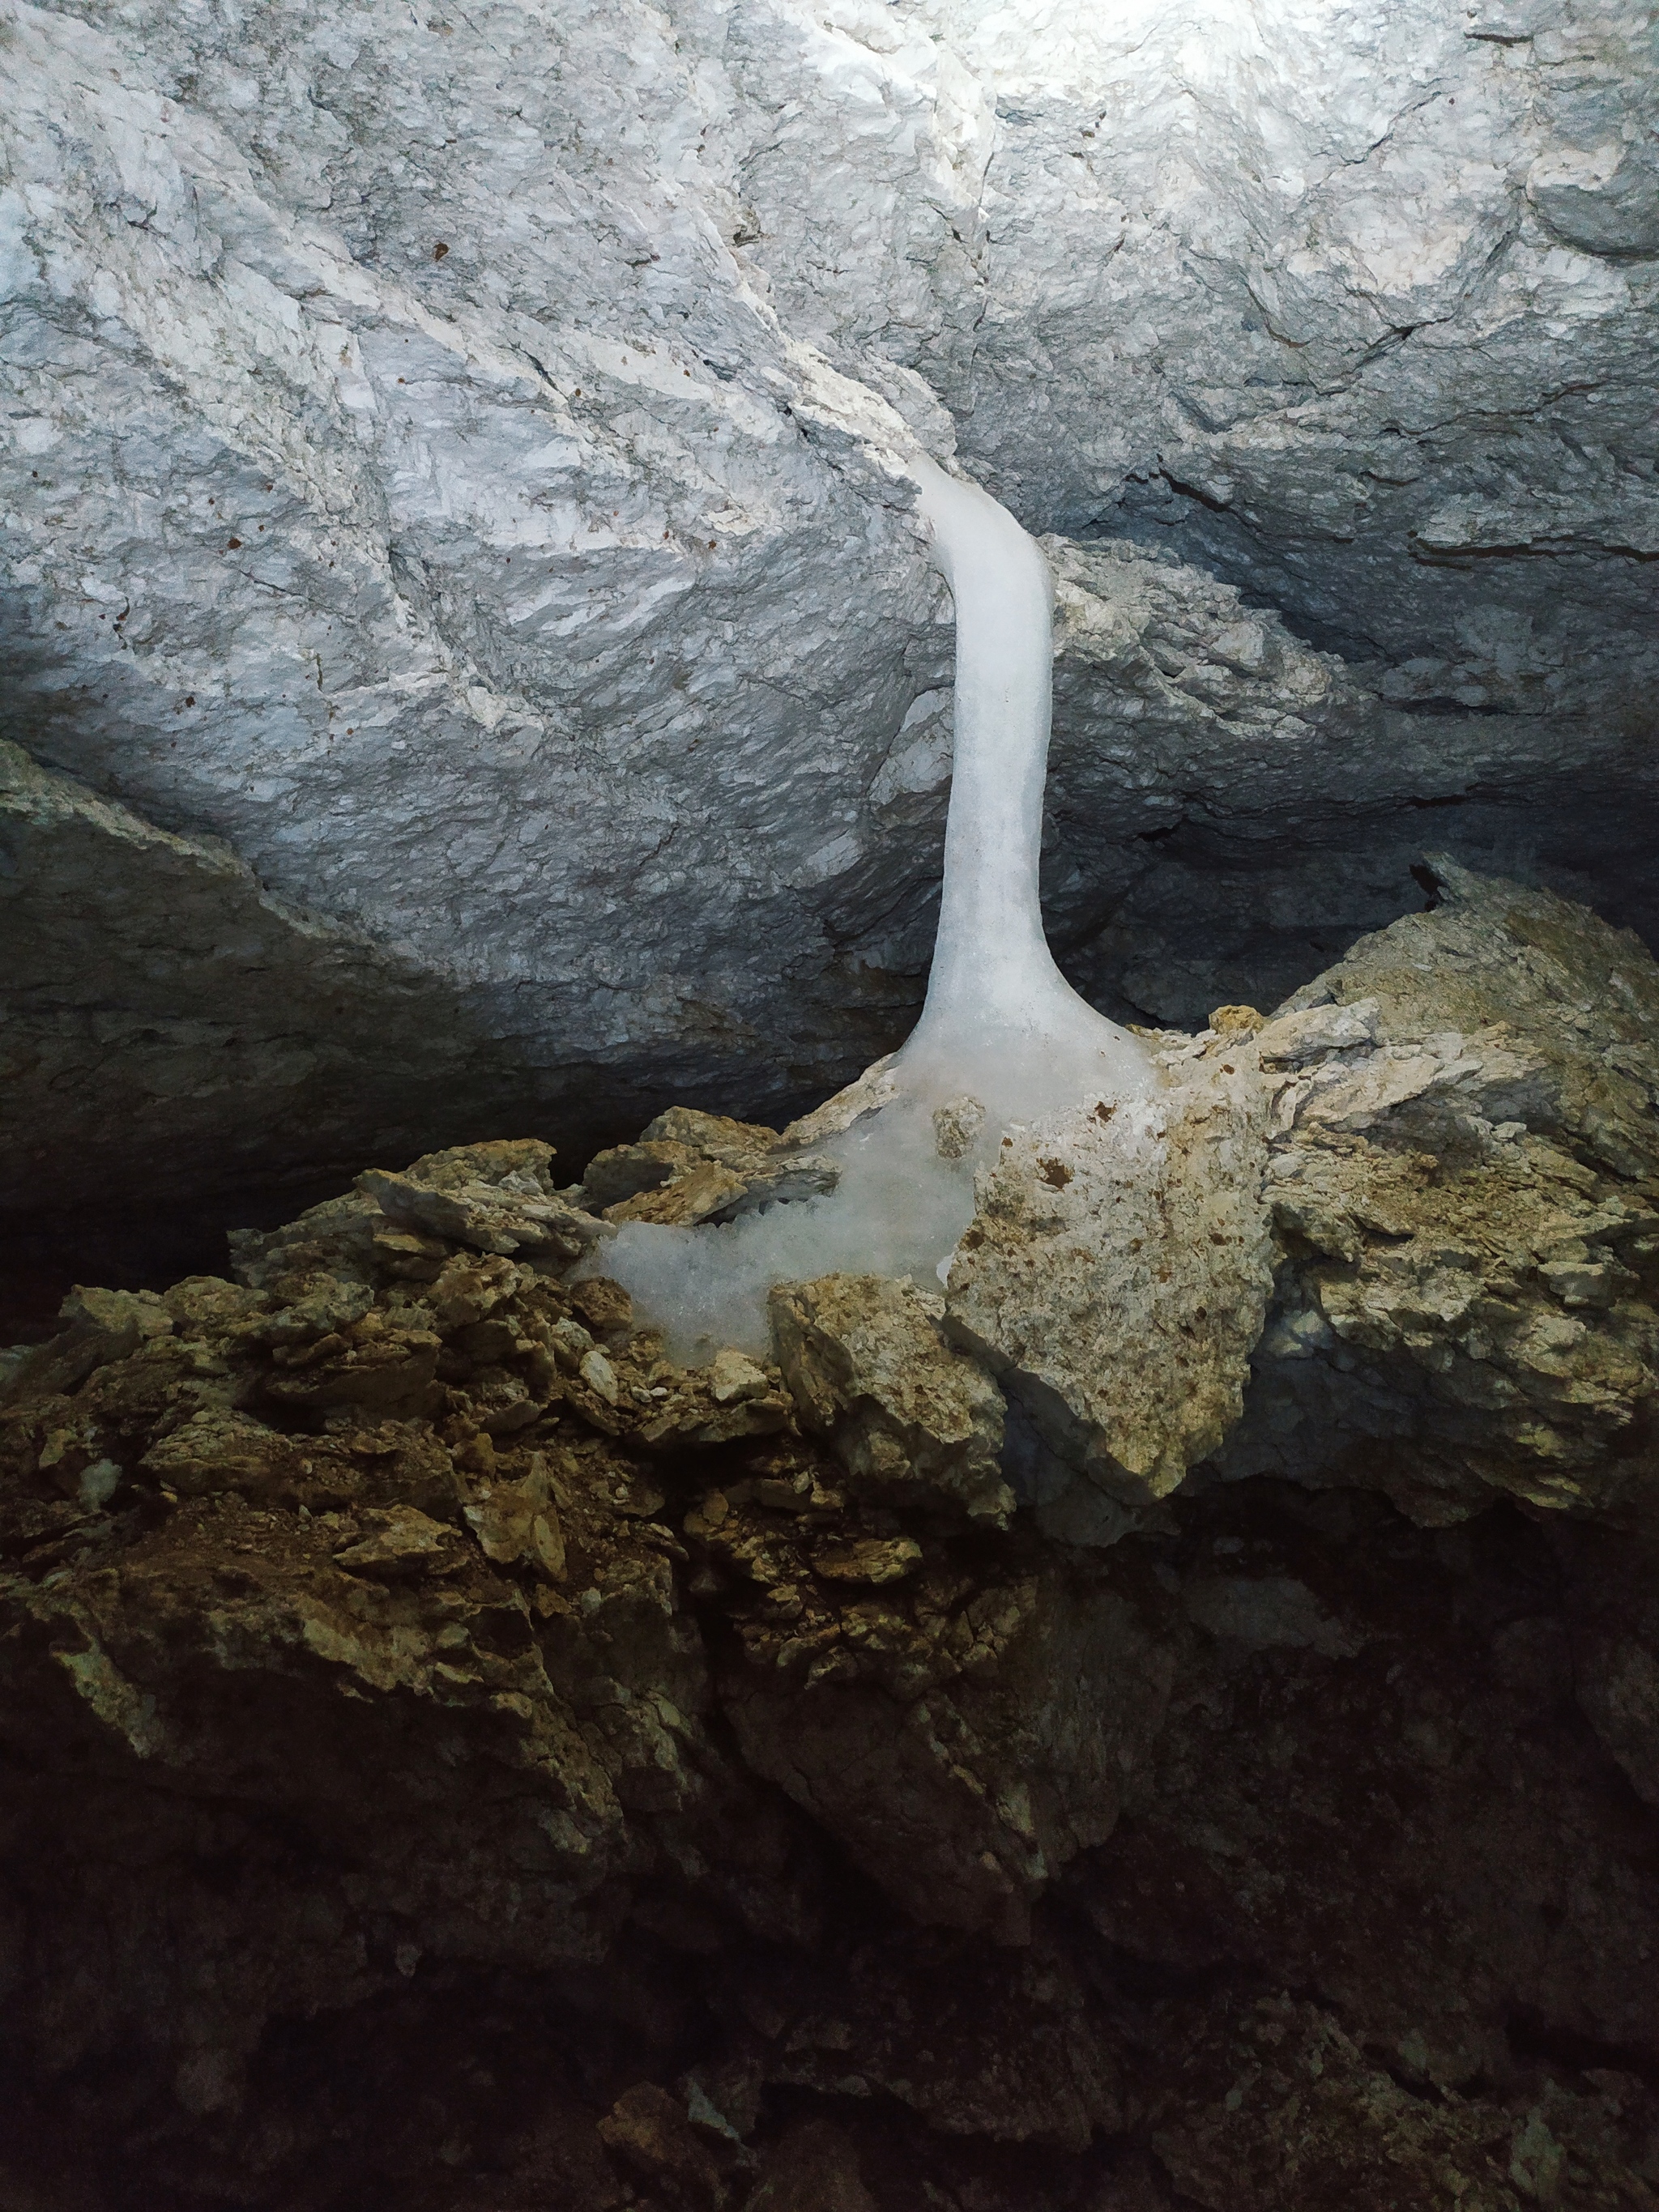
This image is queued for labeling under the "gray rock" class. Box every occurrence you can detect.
[1221,859,1659,1530]
[1182,1574,1365,1661]
[945,1038,1275,1515]
[1255,1001,1383,1065]
[0,740,555,1217]
[356,1168,612,1259]
[0,1283,174,1408]
[768,1272,1013,1527]
[6,0,1659,1221]
[583,1110,842,1226]
[712,1518,1175,1941]
[1557,1521,1659,1811]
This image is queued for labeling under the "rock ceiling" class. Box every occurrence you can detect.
[2,0,1656,1217]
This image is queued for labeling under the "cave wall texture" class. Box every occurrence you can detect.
[3,0,1658,1225]
[6,7,1659,2201]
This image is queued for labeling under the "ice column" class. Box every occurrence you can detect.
[891,458,1153,1120]
[592,457,1155,1360]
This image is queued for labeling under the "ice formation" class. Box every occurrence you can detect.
[886,459,1155,1120]
[597,458,1157,1360]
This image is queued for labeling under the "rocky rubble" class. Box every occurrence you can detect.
[2,866,1658,2208]
[582,1110,843,1231]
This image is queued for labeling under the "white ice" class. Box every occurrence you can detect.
[886,458,1154,1124]
[596,455,1157,1362]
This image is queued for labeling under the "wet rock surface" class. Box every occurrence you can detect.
[3,869,1659,2208]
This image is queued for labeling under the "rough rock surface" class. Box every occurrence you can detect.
[1223,858,1659,1531]
[706,1469,1173,1941]
[768,1270,1012,1525]
[0,741,556,1221]
[1042,540,1659,1030]
[5,0,1659,1227]
[4,867,1659,2208]
[583,1109,842,1229]
[946,1033,1274,1528]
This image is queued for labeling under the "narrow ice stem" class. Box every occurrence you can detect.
[896,457,1152,1106]
[911,457,1056,1029]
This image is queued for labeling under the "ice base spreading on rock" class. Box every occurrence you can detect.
[602,459,1154,1362]
[603,1099,972,1362]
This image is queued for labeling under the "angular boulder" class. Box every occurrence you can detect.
[1223,859,1659,1530]
[945,1036,1273,1524]
[768,1272,1012,1527]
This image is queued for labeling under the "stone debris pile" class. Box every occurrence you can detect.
[2,866,1657,2208]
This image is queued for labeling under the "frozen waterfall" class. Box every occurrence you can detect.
[595,459,1157,1360]
[890,458,1154,1122]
